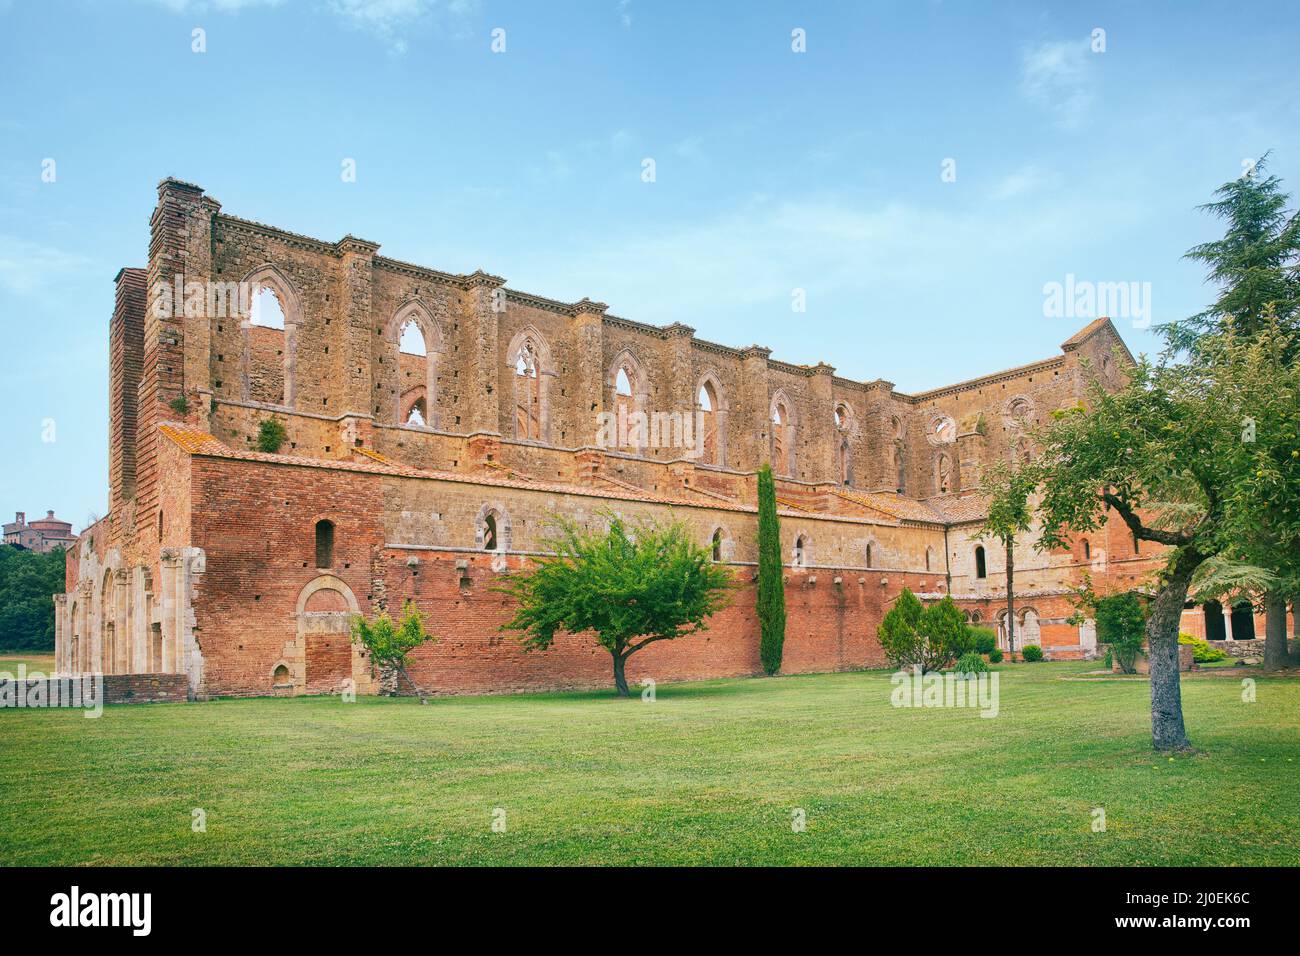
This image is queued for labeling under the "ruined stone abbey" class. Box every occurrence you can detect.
[57,178,1229,699]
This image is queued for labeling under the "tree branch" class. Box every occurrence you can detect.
[1100,491,1194,546]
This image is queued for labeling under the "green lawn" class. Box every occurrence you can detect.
[1,661,1297,865]
[0,653,56,674]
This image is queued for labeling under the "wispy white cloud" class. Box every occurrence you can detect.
[1020,39,1095,130]
[143,0,478,52]
[0,236,93,297]
[990,163,1058,201]
[616,0,632,29]
[143,0,285,11]
[674,135,704,159]
[326,0,479,51]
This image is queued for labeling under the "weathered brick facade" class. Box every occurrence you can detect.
[55,179,1288,699]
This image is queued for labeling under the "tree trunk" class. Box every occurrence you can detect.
[398,665,427,703]
[1147,549,1201,752]
[1263,590,1289,670]
[1005,540,1016,654]
[612,653,630,697]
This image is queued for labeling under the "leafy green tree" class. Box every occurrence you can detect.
[0,545,67,651]
[878,590,968,673]
[1000,324,1299,750]
[257,417,288,453]
[1161,158,1300,652]
[978,457,1037,653]
[1093,591,1148,675]
[351,599,437,699]
[498,513,732,696]
[755,464,787,675]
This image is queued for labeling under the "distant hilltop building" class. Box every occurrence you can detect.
[3,510,78,553]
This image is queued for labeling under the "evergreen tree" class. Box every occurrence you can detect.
[756,464,786,675]
[1161,157,1300,662]
[1161,153,1300,354]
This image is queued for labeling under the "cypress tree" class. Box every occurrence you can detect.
[756,463,786,675]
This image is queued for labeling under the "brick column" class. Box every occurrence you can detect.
[113,568,129,674]
[109,268,146,511]
[336,236,381,417]
[808,362,836,482]
[740,345,772,470]
[664,322,697,459]
[571,299,607,446]
[464,270,506,434]
[140,178,207,530]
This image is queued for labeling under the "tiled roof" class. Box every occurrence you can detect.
[833,488,948,524]
[925,493,991,524]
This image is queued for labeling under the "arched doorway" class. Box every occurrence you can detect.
[1230,601,1256,641]
[1203,600,1226,641]
[292,575,369,696]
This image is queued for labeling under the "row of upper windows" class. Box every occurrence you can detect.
[244,282,1032,487]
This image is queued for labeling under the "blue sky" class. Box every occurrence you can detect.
[2,0,1299,529]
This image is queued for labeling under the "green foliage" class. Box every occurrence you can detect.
[979,459,1037,548]
[1021,644,1044,662]
[351,599,435,672]
[755,464,786,675]
[257,417,288,453]
[877,591,970,673]
[497,512,733,695]
[953,651,990,675]
[1179,633,1229,663]
[988,647,1004,664]
[970,626,998,655]
[1095,591,1148,674]
[1161,154,1300,354]
[0,545,67,651]
[168,394,190,417]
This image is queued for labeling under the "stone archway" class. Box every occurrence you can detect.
[286,575,373,696]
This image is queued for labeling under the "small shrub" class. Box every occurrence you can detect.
[878,591,971,673]
[971,627,997,655]
[1178,633,1228,663]
[168,394,190,417]
[1021,644,1044,662]
[1095,591,1147,674]
[953,651,989,675]
[988,647,1004,664]
[257,418,288,453]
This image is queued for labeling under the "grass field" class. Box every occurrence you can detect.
[2,660,1298,865]
[0,653,55,674]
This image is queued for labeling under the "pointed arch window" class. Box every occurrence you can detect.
[515,343,541,440]
[697,379,722,466]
